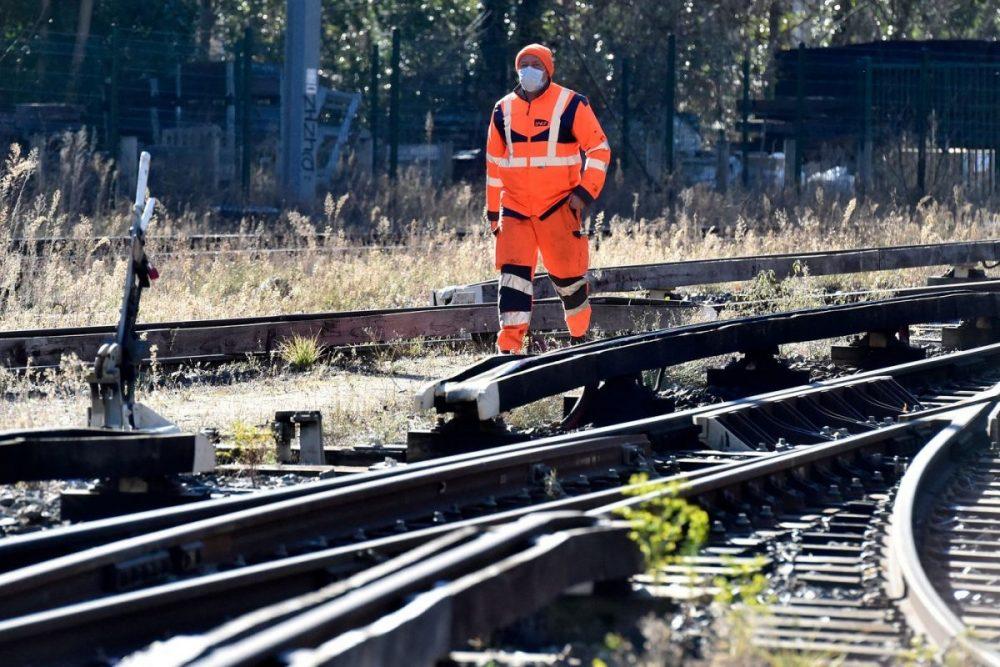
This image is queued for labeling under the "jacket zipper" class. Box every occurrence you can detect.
[526,100,531,142]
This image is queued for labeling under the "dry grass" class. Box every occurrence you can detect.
[0,351,464,447]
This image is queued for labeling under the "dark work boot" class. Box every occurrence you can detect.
[570,335,587,345]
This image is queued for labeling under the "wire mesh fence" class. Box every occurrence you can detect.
[3,26,1000,209]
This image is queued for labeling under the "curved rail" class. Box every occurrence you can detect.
[9,339,1000,573]
[6,354,1000,663]
[888,400,1000,665]
[7,336,1000,576]
[422,291,1000,419]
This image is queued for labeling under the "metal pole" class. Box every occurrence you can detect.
[620,55,629,172]
[149,78,161,143]
[741,53,750,188]
[280,0,321,206]
[174,60,182,128]
[665,34,676,178]
[917,48,929,199]
[795,42,805,194]
[369,42,380,176]
[108,27,120,152]
[225,60,236,183]
[389,27,400,180]
[859,56,873,195]
[240,26,253,201]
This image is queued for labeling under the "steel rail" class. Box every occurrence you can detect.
[172,417,953,666]
[435,239,1000,304]
[0,434,652,619]
[0,454,751,665]
[8,238,1000,369]
[6,353,1000,664]
[423,291,1000,419]
[0,296,697,369]
[887,401,1000,665]
[705,276,1000,312]
[7,339,998,573]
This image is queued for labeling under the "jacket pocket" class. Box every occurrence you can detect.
[565,201,586,237]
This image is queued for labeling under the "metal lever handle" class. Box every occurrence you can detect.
[140,198,156,233]
[134,151,151,211]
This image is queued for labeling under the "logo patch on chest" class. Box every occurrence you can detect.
[533,119,549,127]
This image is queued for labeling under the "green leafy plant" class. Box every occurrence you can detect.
[713,555,769,606]
[615,473,710,575]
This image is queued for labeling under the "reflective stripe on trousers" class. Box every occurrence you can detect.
[549,273,590,336]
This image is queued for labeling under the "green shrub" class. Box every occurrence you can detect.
[615,473,710,575]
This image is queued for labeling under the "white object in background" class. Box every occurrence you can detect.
[134,151,151,209]
[140,198,156,232]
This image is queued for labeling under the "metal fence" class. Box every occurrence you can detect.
[749,42,1000,200]
[5,26,1000,208]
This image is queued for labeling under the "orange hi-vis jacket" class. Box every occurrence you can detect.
[485,82,611,223]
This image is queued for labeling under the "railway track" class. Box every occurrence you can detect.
[118,396,988,665]
[421,289,1000,422]
[3,238,998,370]
[4,343,1000,664]
[0,447,756,664]
[0,295,695,369]
[435,238,1000,304]
[149,379,1000,667]
[4,240,1000,664]
[888,400,1000,664]
[7,339,999,572]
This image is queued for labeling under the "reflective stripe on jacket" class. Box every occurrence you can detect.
[485,82,611,221]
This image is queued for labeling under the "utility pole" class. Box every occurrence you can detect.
[389,27,401,180]
[240,27,253,201]
[369,43,380,176]
[620,56,630,173]
[664,34,677,221]
[794,42,804,194]
[280,0,321,206]
[741,53,750,188]
[916,48,929,200]
[858,57,873,197]
[108,27,121,153]
[664,34,675,178]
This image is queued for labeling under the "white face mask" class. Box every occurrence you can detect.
[517,65,547,93]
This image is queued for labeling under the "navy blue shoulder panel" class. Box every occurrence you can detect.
[558,93,588,143]
[492,105,506,145]
[494,103,530,143]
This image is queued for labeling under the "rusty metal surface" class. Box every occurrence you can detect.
[436,239,1000,303]
[427,291,1000,419]
[0,296,695,369]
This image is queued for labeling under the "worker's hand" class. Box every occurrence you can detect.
[568,193,586,215]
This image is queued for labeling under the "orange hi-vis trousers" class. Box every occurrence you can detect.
[495,200,590,353]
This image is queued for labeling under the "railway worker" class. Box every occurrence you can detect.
[485,43,612,354]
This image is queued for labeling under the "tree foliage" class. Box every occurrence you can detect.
[2,0,999,143]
